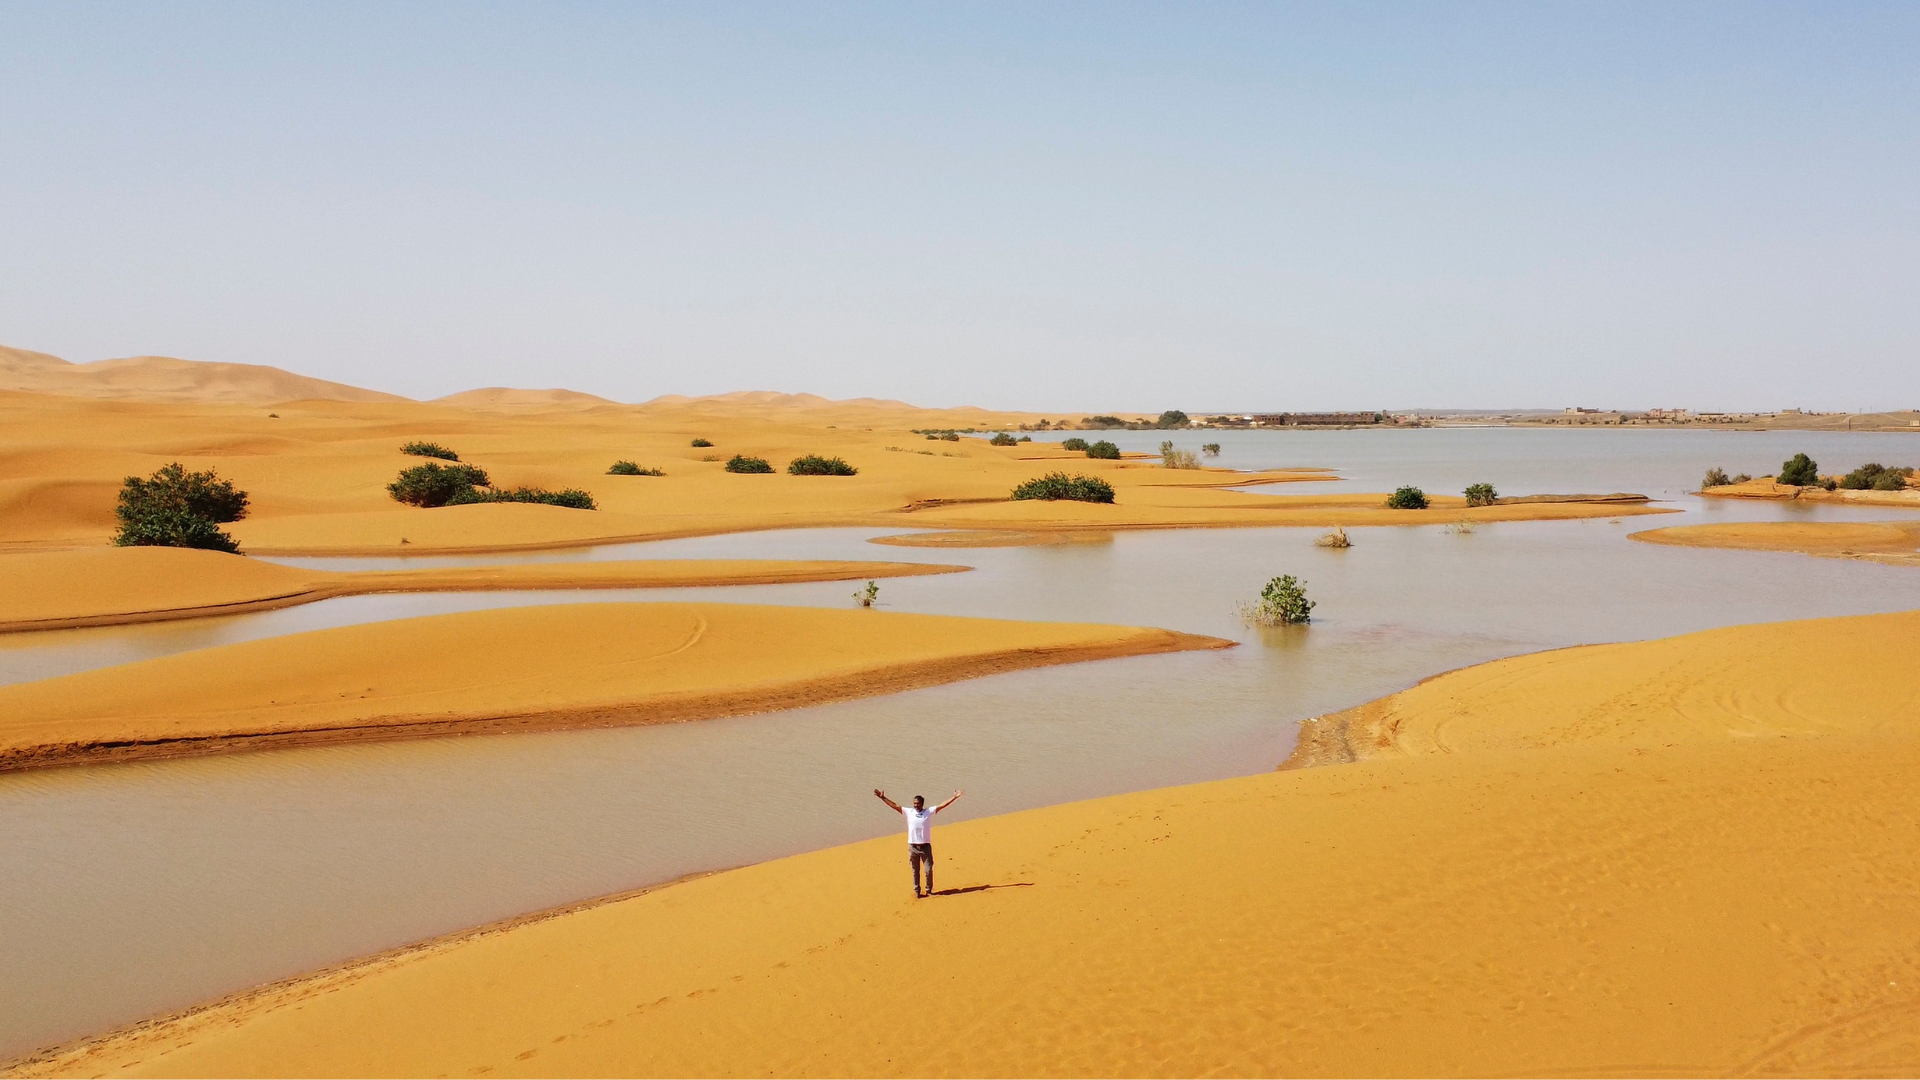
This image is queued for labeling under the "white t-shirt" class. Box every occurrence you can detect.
[902,806,935,844]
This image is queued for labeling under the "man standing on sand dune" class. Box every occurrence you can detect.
[874,788,962,898]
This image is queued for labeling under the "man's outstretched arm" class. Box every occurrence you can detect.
[873,788,902,812]
[935,789,964,812]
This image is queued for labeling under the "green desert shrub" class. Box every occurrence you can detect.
[1085,440,1121,460]
[400,441,460,461]
[1010,472,1116,503]
[449,486,597,510]
[725,454,774,474]
[788,455,857,476]
[1157,410,1190,428]
[388,462,491,507]
[1061,437,1090,452]
[690,438,713,447]
[113,462,250,552]
[1386,486,1429,510]
[608,461,665,476]
[1241,574,1315,626]
[1839,463,1915,491]
[1702,467,1732,488]
[1160,441,1200,469]
[1778,453,1820,487]
[1202,443,1221,456]
[1463,482,1498,507]
[990,432,1019,446]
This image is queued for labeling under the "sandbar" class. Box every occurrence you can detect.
[1628,520,1920,568]
[1698,477,1920,508]
[0,602,1230,771]
[20,608,1920,1077]
[0,547,970,632]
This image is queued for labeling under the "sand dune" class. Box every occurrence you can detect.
[0,390,1665,554]
[0,547,969,632]
[0,345,409,405]
[0,602,1230,771]
[433,387,620,408]
[23,608,1920,1078]
[1630,520,1920,568]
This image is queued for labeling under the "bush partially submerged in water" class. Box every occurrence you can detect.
[1778,453,1820,487]
[725,454,774,474]
[1314,526,1350,549]
[400,441,460,461]
[1011,472,1115,503]
[788,455,857,475]
[1202,443,1221,456]
[114,462,250,552]
[1160,441,1200,469]
[1840,463,1914,491]
[1386,486,1429,510]
[1240,574,1314,626]
[1702,467,1732,488]
[1085,440,1121,460]
[389,462,492,507]
[608,461,665,476]
[1463,482,1497,507]
[1060,437,1090,452]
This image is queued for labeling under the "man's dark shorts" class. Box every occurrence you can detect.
[908,842,932,863]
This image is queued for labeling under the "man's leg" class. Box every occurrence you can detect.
[910,848,923,895]
[923,844,934,895]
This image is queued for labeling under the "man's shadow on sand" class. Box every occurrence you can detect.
[931,882,1033,897]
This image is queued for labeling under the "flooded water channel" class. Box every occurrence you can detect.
[4,428,1920,1058]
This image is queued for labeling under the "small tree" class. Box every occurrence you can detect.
[1202,443,1221,456]
[1702,467,1731,488]
[114,463,250,552]
[990,432,1019,446]
[389,462,491,507]
[1061,437,1090,452]
[1241,574,1315,626]
[788,455,858,475]
[1157,410,1190,428]
[1463,482,1498,507]
[1386,486,1429,510]
[1085,440,1121,459]
[725,455,775,474]
[1778,453,1819,487]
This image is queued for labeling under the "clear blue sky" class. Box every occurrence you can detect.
[2,2,1915,411]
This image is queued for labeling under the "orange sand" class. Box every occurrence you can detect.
[0,389,1666,556]
[0,547,968,632]
[21,610,1920,1078]
[0,602,1228,771]
[1699,477,1920,508]
[1629,520,1920,568]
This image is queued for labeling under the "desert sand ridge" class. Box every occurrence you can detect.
[0,345,410,405]
[0,602,1232,772]
[20,608,1920,1077]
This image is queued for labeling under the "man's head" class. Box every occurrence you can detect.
[913,795,925,809]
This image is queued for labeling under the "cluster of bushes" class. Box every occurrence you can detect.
[608,461,665,476]
[690,438,713,448]
[1061,437,1090,452]
[113,462,250,552]
[1463,483,1497,507]
[923,431,962,442]
[1085,440,1121,460]
[1702,467,1754,488]
[725,455,774,473]
[1159,441,1200,469]
[1386,486,1429,510]
[388,461,596,510]
[988,432,1034,446]
[1078,411,1189,430]
[1240,574,1314,626]
[1840,463,1915,491]
[1010,472,1116,503]
[401,441,460,461]
[1202,443,1221,456]
[788,455,858,475]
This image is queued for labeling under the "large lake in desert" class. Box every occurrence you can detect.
[6,427,1920,1057]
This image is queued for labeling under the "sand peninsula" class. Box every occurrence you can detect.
[1629,520,1920,569]
[0,602,1230,771]
[0,382,1667,558]
[1698,475,1920,509]
[18,608,1920,1077]
[0,547,971,633]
